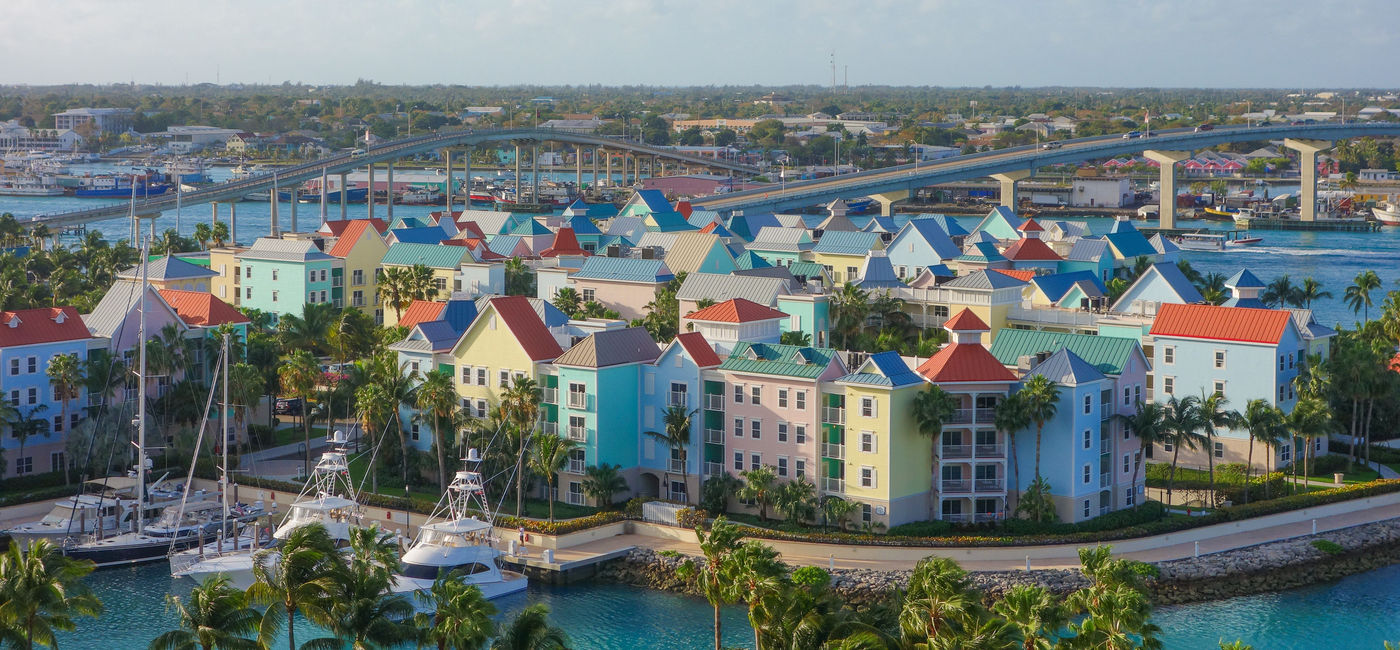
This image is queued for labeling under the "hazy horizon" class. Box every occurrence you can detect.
[4,0,1398,89]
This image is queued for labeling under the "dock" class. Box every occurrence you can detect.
[1234,218,1380,232]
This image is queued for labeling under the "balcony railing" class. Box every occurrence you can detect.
[975,407,997,422]
[942,512,971,523]
[821,407,845,425]
[703,428,724,445]
[1100,473,1112,488]
[940,479,972,494]
[704,462,726,477]
[974,511,1004,523]
[974,478,1003,492]
[668,391,688,408]
[821,477,845,493]
[946,408,972,424]
[668,458,686,473]
[941,445,972,459]
[565,491,585,506]
[567,460,585,474]
[974,443,1005,457]
[567,393,589,410]
[541,388,557,404]
[567,426,586,442]
[541,421,558,436]
[704,394,725,411]
[820,443,845,460]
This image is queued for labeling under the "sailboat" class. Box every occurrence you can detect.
[391,448,527,604]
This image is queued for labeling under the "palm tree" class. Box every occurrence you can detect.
[550,287,581,318]
[738,465,779,522]
[278,350,322,477]
[529,432,579,523]
[45,353,82,482]
[228,363,265,450]
[1199,391,1241,507]
[500,376,542,518]
[490,603,568,650]
[0,539,103,650]
[1018,375,1060,483]
[581,464,628,508]
[1261,274,1303,308]
[778,330,811,346]
[324,556,414,650]
[415,369,459,489]
[414,575,497,650]
[992,584,1066,650]
[278,302,336,357]
[1240,399,1286,504]
[728,541,787,650]
[1344,270,1382,322]
[645,405,697,505]
[377,266,412,323]
[912,384,958,519]
[993,393,1030,510]
[1162,395,1206,506]
[346,524,401,580]
[772,477,817,524]
[354,381,392,492]
[676,517,743,650]
[148,576,260,650]
[369,351,419,486]
[247,523,338,650]
[829,282,871,350]
[1119,401,1167,509]
[1299,277,1331,310]
[899,557,979,645]
[404,263,442,303]
[192,223,212,251]
[1289,394,1335,489]
[210,221,230,248]
[502,257,535,297]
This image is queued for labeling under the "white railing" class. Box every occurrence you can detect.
[567,426,586,441]
[568,393,589,410]
[821,407,845,425]
[941,479,972,494]
[974,511,1004,523]
[567,460,585,474]
[975,407,997,422]
[947,408,973,424]
[941,445,972,459]
[668,391,688,408]
[565,491,585,506]
[704,394,724,411]
[820,443,844,459]
[703,428,724,444]
[1007,305,1102,328]
[821,477,844,493]
[974,478,1003,492]
[974,443,1005,457]
[1100,473,1112,488]
[704,462,726,477]
[541,421,558,436]
[541,387,557,404]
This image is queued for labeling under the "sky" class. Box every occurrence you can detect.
[3,0,1399,88]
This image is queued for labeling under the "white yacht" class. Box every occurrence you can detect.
[391,449,527,605]
[4,476,179,548]
[171,431,361,589]
[1373,201,1400,226]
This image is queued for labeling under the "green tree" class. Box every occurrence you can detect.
[147,576,260,650]
[1119,401,1167,509]
[415,368,460,489]
[277,349,321,477]
[993,584,1066,650]
[247,523,338,650]
[779,330,811,346]
[739,465,779,522]
[829,283,871,349]
[1344,270,1382,322]
[727,541,787,650]
[899,557,981,645]
[1019,374,1061,487]
[500,376,542,518]
[277,301,336,357]
[1198,391,1241,507]
[324,531,414,650]
[550,287,581,318]
[490,603,569,650]
[529,432,579,523]
[1162,395,1206,507]
[912,384,958,519]
[44,353,82,482]
[377,266,412,323]
[0,539,103,650]
[772,476,818,524]
[1240,399,1286,503]
[581,463,628,509]
[645,405,697,505]
[676,517,744,650]
[1261,274,1303,309]
[210,221,230,248]
[192,222,212,251]
[414,575,497,650]
[503,258,534,297]
[1299,277,1331,310]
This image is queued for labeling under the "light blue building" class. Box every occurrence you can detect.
[886,219,961,280]
[0,307,95,476]
[638,332,724,503]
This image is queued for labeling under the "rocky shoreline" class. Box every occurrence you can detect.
[592,517,1400,607]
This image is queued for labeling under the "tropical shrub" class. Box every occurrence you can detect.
[1311,539,1345,555]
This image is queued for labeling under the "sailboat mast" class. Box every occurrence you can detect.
[135,219,149,533]
[221,333,230,523]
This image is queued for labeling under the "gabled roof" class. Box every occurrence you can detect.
[836,351,925,388]
[892,219,961,260]
[1111,262,1204,311]
[1018,218,1045,233]
[389,216,432,230]
[83,280,183,339]
[605,216,648,241]
[457,210,517,235]
[399,300,447,330]
[677,272,788,306]
[539,227,591,258]
[812,230,881,255]
[1027,347,1107,385]
[665,232,730,274]
[786,262,830,283]
[1149,303,1294,344]
[989,329,1142,376]
[718,341,840,379]
[673,331,722,368]
[911,214,969,237]
[238,238,336,263]
[853,251,905,289]
[726,213,784,242]
[381,243,470,269]
[566,216,603,235]
[320,218,388,236]
[945,309,988,331]
[416,320,462,352]
[1225,269,1265,288]
[732,251,773,270]
[327,219,382,258]
[943,269,1026,291]
[1287,308,1337,341]
[572,257,674,284]
[970,206,1022,240]
[563,199,617,219]
[1065,238,1110,262]
[916,342,1018,384]
[621,189,673,216]
[388,227,447,245]
[158,290,248,327]
[684,298,788,323]
[554,326,660,368]
[481,295,563,361]
[645,211,699,233]
[815,212,859,232]
[698,220,734,238]
[957,241,1006,263]
[687,210,723,229]
[1103,231,1157,258]
[510,218,552,236]
[993,269,1037,282]
[116,255,218,281]
[0,306,90,347]
[487,235,528,258]
[1031,271,1107,302]
[861,216,899,233]
[453,220,486,240]
[1002,237,1063,261]
[749,226,813,252]
[1148,233,1180,255]
[635,231,680,251]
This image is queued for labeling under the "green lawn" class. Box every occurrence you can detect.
[270,426,328,449]
[342,454,600,520]
[1304,467,1380,484]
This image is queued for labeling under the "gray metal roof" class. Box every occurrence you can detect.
[1027,347,1107,385]
[677,272,788,305]
[116,255,218,281]
[1065,238,1109,262]
[82,279,180,339]
[748,226,812,252]
[237,237,335,263]
[553,326,660,368]
[635,232,679,250]
[572,257,674,284]
[943,269,1026,291]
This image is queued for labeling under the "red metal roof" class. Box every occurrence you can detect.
[327,219,378,258]
[158,290,249,327]
[1002,237,1062,261]
[993,269,1037,282]
[916,343,1018,384]
[540,227,591,258]
[684,298,788,323]
[675,331,722,368]
[454,220,485,239]
[1018,218,1044,232]
[490,296,563,361]
[0,307,90,347]
[320,218,387,237]
[943,309,988,331]
[1149,303,1293,344]
[675,200,693,218]
[698,221,722,234]
[398,300,446,330]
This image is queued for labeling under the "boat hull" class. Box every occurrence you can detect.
[394,571,528,608]
[1372,207,1400,225]
[75,184,170,198]
[64,534,205,568]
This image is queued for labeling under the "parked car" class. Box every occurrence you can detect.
[275,397,303,415]
[1040,142,1062,150]
[1194,123,1215,132]
[1122,131,1141,139]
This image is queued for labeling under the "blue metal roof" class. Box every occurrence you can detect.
[572,257,674,283]
[566,216,603,236]
[389,227,447,245]
[900,219,962,259]
[633,189,673,214]
[487,235,524,257]
[854,252,905,289]
[1103,231,1157,258]
[1028,347,1107,385]
[912,213,970,237]
[1109,218,1139,234]
[1032,271,1107,302]
[441,299,479,332]
[733,250,772,270]
[925,264,954,278]
[868,351,925,387]
[646,211,699,232]
[1222,296,1268,308]
[511,218,552,236]
[861,216,898,233]
[416,320,462,350]
[727,213,782,241]
[956,241,1006,263]
[1225,269,1265,288]
[812,230,881,255]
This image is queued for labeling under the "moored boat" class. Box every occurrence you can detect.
[1373,201,1400,226]
[1175,232,1227,252]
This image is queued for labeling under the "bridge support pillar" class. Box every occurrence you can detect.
[211,202,218,226]
[270,177,280,237]
[339,173,347,220]
[514,145,522,202]
[1142,150,1191,230]
[592,148,599,193]
[443,149,453,215]
[289,183,298,234]
[576,147,583,193]
[368,164,375,220]
[870,190,910,217]
[229,202,237,245]
[531,145,540,204]
[463,148,472,207]
[989,170,1033,209]
[386,162,394,220]
[635,155,642,184]
[1284,138,1332,221]
[605,150,613,190]
[319,169,328,225]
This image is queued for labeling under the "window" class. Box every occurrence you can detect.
[471,367,485,386]
[460,366,472,384]
[643,373,655,395]
[733,385,744,404]
[795,391,807,410]
[860,397,876,418]
[1289,353,1295,369]
[352,269,364,285]
[7,390,16,407]
[581,288,595,302]
[733,418,744,438]
[26,388,36,405]
[1083,394,1092,415]
[50,452,64,474]
[1163,346,1175,365]
[1125,486,1136,507]
[410,422,420,441]
[1214,350,1226,369]
[1082,464,1091,484]
[777,389,788,408]
[777,457,788,477]
[777,422,788,442]
[860,466,876,488]
[320,290,327,303]
[860,431,876,453]
[307,292,316,303]
[795,459,807,479]
[1279,385,1286,401]
[846,266,858,279]
[1280,443,1292,463]
[1134,450,1141,470]
[26,357,36,374]
[750,453,761,471]
[1123,387,1131,406]
[1279,355,1285,372]
[568,382,586,408]
[1083,499,1091,519]
[409,361,419,373]
[750,420,761,439]
[795,425,807,444]
[1163,441,1174,453]
[750,386,761,405]
[862,503,874,523]
[245,287,252,300]
[733,451,743,471]
[1162,376,1174,395]
[1213,380,1225,398]
[501,371,513,389]
[244,265,251,278]
[932,304,950,318]
[52,416,63,433]
[1134,385,1142,405]
[7,359,15,376]
[668,382,686,406]
[14,457,31,476]
[271,290,279,302]
[1082,430,1092,449]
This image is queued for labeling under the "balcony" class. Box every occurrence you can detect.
[352,296,366,307]
[974,511,1004,523]
[567,393,590,410]
[821,477,845,494]
[974,478,1003,492]
[668,458,686,473]
[820,442,845,460]
[940,479,972,494]
[703,394,725,411]
[332,276,343,288]
[541,421,558,436]
[821,407,845,425]
[941,444,972,460]
[567,426,587,442]
[974,443,1005,458]
[1100,473,1112,488]
[976,407,997,422]
[668,391,688,408]
[541,388,557,405]
[946,408,973,424]
[567,460,585,474]
[942,513,971,523]
[703,428,724,445]
[704,462,726,477]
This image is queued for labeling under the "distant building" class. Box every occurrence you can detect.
[52,107,134,134]
[1070,177,1133,208]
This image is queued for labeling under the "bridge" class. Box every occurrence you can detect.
[29,127,759,228]
[693,122,1400,228]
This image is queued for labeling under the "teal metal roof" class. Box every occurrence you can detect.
[812,230,881,255]
[718,341,837,379]
[988,328,1140,376]
[572,257,674,283]
[380,243,469,269]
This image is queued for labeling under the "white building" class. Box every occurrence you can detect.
[0,121,84,151]
[52,108,134,134]
[1070,177,1133,208]
[153,126,245,153]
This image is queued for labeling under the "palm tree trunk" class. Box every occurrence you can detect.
[1008,433,1020,513]
[303,408,313,477]
[713,603,722,650]
[680,449,690,506]
[515,432,527,518]
[1365,399,1376,466]
[1167,445,1181,507]
[287,606,296,650]
[60,398,70,485]
[1033,423,1044,480]
[1206,430,1216,507]
[1244,435,1255,505]
[548,474,556,523]
[434,413,447,489]
[397,417,410,486]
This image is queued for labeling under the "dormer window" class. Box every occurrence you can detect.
[6,316,18,328]
[53,311,65,324]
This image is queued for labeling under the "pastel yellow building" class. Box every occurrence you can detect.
[379,243,473,328]
[449,296,564,422]
[830,352,931,528]
[327,219,389,321]
[207,246,247,306]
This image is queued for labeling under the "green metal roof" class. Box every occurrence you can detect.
[988,328,1141,376]
[380,243,470,269]
[718,341,837,379]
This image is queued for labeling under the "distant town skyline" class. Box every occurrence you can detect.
[4,0,1398,89]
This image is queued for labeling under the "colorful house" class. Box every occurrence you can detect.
[639,332,723,505]
[663,232,736,275]
[116,255,219,293]
[327,219,389,318]
[886,219,961,280]
[1058,238,1114,283]
[1000,220,1062,273]
[676,272,789,316]
[449,296,564,445]
[234,238,343,321]
[829,351,930,527]
[970,206,1022,240]
[378,243,474,327]
[568,257,675,321]
[0,307,96,475]
[746,227,814,268]
[681,298,787,356]
[811,231,884,284]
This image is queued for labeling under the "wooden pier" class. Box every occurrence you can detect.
[1234,218,1380,232]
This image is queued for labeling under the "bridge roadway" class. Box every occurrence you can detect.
[693,122,1400,216]
[28,128,760,227]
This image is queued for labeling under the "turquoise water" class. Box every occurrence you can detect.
[56,561,1400,648]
